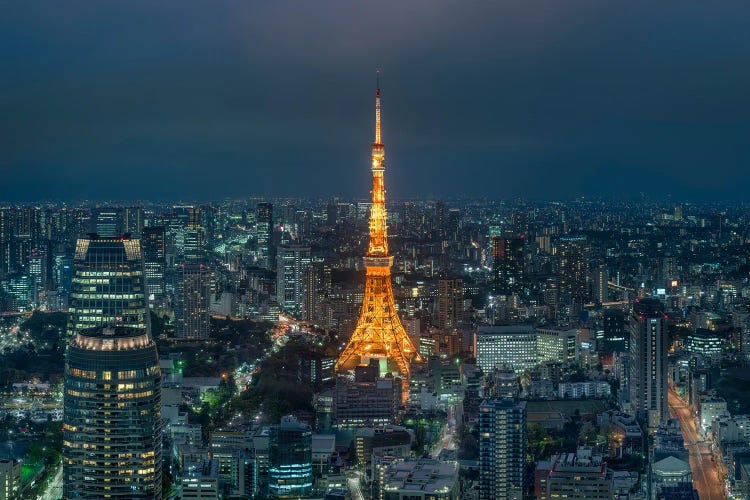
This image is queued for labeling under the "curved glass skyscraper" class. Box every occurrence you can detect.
[63,326,162,499]
[63,234,161,499]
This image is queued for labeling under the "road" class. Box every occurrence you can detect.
[347,470,365,500]
[668,388,724,500]
[38,463,62,500]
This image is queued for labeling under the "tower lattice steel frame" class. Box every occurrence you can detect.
[335,79,421,377]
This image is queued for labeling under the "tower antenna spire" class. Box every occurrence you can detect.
[375,70,381,145]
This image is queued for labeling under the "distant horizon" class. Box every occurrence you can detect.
[1,194,748,207]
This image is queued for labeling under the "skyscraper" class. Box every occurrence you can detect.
[182,207,205,263]
[590,262,607,304]
[479,399,527,500]
[63,325,162,499]
[123,207,143,236]
[599,309,628,353]
[557,236,589,306]
[141,226,166,301]
[0,458,21,500]
[335,80,420,378]
[92,207,124,237]
[492,236,525,296]
[62,227,160,499]
[438,277,464,330]
[68,235,149,337]
[256,203,273,270]
[276,245,311,316]
[629,298,667,430]
[302,260,328,324]
[268,416,313,499]
[175,263,211,339]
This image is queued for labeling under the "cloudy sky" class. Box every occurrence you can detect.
[2,1,749,202]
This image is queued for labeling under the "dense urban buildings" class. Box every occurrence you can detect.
[0,71,745,500]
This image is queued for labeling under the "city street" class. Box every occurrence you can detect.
[38,463,62,500]
[668,388,724,500]
[347,470,365,500]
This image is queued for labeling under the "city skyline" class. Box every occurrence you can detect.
[3,2,750,202]
[1,3,749,499]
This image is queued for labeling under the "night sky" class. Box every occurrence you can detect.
[2,1,750,202]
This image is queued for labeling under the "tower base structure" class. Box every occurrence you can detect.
[336,257,420,378]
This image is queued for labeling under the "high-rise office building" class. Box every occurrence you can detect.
[28,246,48,294]
[92,207,124,237]
[268,416,313,499]
[598,309,628,353]
[437,278,464,330]
[492,236,525,296]
[52,250,74,309]
[68,235,149,337]
[479,399,527,500]
[557,236,589,305]
[629,298,668,429]
[141,226,166,301]
[63,325,162,499]
[182,207,205,263]
[256,203,274,270]
[123,207,143,236]
[175,263,211,339]
[302,261,329,324]
[0,209,13,276]
[276,245,311,316]
[0,458,21,500]
[590,262,607,304]
[0,206,42,274]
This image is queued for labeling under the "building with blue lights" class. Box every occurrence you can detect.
[268,415,313,499]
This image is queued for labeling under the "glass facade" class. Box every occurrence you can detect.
[63,326,162,499]
[68,235,149,337]
[268,416,313,499]
[479,399,526,500]
[175,263,211,339]
[140,226,166,301]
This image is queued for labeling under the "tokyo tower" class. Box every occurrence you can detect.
[335,78,421,378]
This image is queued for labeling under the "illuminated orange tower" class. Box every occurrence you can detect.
[335,78,421,377]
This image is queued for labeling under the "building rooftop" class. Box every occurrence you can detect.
[383,459,458,495]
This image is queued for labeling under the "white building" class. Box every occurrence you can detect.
[699,396,729,431]
[558,381,611,399]
[475,325,537,374]
[536,328,578,363]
